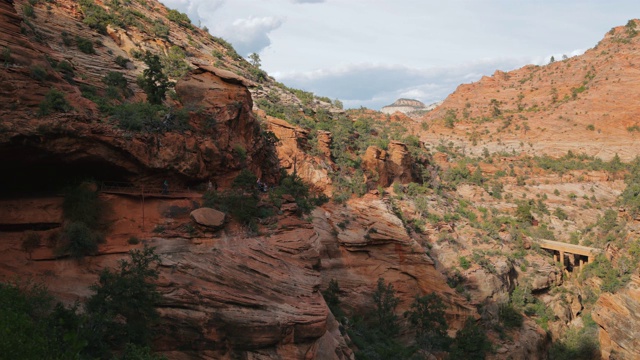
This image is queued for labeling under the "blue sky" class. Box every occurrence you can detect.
[161,0,640,109]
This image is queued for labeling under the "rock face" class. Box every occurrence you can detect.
[0,191,354,359]
[315,195,476,330]
[361,141,422,187]
[266,116,334,193]
[593,274,640,359]
[0,0,279,192]
[190,207,225,228]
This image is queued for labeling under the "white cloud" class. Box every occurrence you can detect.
[277,58,531,109]
[161,0,224,25]
[218,16,284,56]
[158,0,638,109]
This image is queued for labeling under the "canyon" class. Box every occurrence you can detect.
[1,0,640,359]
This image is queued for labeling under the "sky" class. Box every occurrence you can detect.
[161,0,640,109]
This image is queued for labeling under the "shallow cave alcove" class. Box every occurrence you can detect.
[0,139,134,198]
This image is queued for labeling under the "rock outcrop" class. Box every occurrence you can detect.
[315,195,476,330]
[361,141,422,187]
[593,274,640,359]
[266,116,334,193]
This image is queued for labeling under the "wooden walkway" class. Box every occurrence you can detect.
[100,182,201,199]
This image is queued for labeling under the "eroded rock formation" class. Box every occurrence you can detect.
[593,274,640,359]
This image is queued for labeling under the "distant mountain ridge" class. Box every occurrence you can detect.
[381,98,441,115]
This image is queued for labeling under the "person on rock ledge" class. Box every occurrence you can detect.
[162,179,169,194]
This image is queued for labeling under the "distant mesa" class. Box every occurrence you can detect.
[381,98,441,115]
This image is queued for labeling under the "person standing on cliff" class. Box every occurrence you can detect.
[162,179,169,194]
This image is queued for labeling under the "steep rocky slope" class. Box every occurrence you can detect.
[420,20,640,161]
[593,274,640,359]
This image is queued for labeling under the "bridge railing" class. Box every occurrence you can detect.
[99,181,199,197]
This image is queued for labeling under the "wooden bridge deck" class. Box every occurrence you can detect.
[100,182,201,199]
[539,239,601,257]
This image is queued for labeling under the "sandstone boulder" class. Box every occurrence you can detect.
[190,208,226,228]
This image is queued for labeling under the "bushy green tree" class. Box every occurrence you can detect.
[138,51,171,105]
[85,246,161,355]
[373,278,400,336]
[62,221,100,258]
[0,282,85,360]
[515,201,534,225]
[404,293,450,351]
[449,317,491,360]
[248,52,261,67]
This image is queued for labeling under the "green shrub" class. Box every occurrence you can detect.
[103,71,129,97]
[79,0,113,34]
[270,172,318,214]
[63,184,106,228]
[549,325,600,360]
[75,36,95,54]
[161,46,190,78]
[443,109,458,128]
[115,55,130,68]
[152,20,169,39]
[21,232,42,259]
[30,65,48,81]
[554,207,568,220]
[38,88,72,116]
[499,303,523,329]
[111,102,162,131]
[56,60,74,82]
[1,46,11,65]
[619,157,640,217]
[233,144,247,162]
[23,3,35,18]
[61,31,73,46]
[0,248,165,359]
[515,201,534,225]
[166,9,192,28]
[62,221,100,258]
[459,256,471,270]
[372,278,400,336]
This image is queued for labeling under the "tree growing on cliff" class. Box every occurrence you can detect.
[373,278,400,336]
[0,247,164,359]
[248,52,261,68]
[138,51,171,105]
[449,317,491,360]
[404,293,450,352]
[85,246,161,356]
